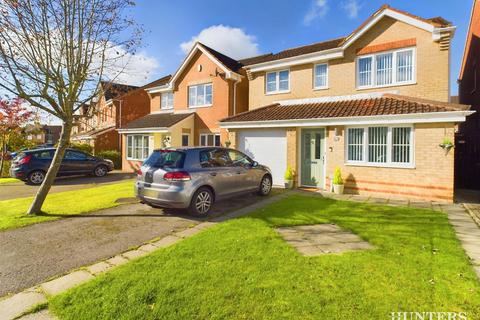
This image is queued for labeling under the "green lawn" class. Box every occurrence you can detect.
[0,180,134,231]
[49,194,480,319]
[0,177,19,184]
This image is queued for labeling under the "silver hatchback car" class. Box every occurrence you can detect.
[135,147,273,216]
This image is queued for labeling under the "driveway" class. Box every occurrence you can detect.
[0,193,269,297]
[0,171,135,201]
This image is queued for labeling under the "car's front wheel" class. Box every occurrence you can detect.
[188,187,214,216]
[93,165,108,177]
[258,175,272,196]
[28,170,45,185]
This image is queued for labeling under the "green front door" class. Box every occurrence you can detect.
[301,129,325,188]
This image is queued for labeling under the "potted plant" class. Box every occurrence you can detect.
[225,140,231,148]
[332,167,344,194]
[284,166,295,189]
[439,137,454,154]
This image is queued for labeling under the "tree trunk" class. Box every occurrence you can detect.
[0,133,6,178]
[27,120,72,215]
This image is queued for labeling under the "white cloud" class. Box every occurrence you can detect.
[342,0,361,19]
[101,46,159,86]
[303,0,329,25]
[180,25,260,60]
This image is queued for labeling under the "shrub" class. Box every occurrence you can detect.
[68,142,93,154]
[284,166,295,181]
[333,167,343,185]
[96,150,121,169]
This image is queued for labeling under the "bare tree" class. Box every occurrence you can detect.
[0,0,141,214]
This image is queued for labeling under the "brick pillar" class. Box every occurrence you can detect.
[286,128,298,186]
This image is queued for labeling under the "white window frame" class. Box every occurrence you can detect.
[161,92,174,110]
[265,69,290,94]
[126,134,152,161]
[356,47,416,90]
[313,63,328,90]
[345,124,414,168]
[188,83,213,108]
[199,133,221,147]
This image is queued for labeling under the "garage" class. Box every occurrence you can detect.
[238,129,287,187]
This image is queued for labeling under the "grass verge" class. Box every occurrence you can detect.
[49,194,480,319]
[0,177,20,184]
[0,180,134,231]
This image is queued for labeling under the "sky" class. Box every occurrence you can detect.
[123,0,472,96]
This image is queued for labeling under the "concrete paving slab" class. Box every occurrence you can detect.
[137,243,158,253]
[40,271,93,296]
[105,255,129,267]
[85,262,113,276]
[122,249,148,260]
[150,235,182,248]
[0,291,46,320]
[174,227,203,238]
[17,309,56,320]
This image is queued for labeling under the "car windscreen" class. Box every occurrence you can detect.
[143,150,186,169]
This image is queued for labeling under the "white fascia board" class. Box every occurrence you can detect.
[117,127,169,134]
[146,85,173,94]
[220,111,475,129]
[248,49,343,73]
[432,26,457,41]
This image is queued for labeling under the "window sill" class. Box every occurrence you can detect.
[265,90,290,96]
[188,104,212,109]
[313,86,329,91]
[345,162,415,169]
[356,81,417,91]
[126,158,145,162]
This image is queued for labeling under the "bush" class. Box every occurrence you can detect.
[68,142,93,154]
[333,167,343,185]
[96,150,121,169]
[284,166,295,181]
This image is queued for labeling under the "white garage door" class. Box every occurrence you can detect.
[238,129,287,187]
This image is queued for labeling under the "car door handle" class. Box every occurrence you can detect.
[236,171,242,174]
[209,172,217,177]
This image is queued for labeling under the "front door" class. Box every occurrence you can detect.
[301,129,325,188]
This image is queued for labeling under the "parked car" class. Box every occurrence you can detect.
[135,147,273,216]
[10,148,114,185]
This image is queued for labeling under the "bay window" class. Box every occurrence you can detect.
[266,69,290,94]
[346,126,413,167]
[357,48,415,88]
[126,134,152,160]
[161,92,174,110]
[314,63,328,89]
[188,83,212,107]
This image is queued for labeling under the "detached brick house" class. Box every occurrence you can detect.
[118,42,249,171]
[220,5,473,202]
[72,81,161,155]
[457,0,480,189]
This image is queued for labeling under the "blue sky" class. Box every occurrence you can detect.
[125,0,471,95]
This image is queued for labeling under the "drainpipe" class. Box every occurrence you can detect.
[233,79,240,115]
[116,99,123,151]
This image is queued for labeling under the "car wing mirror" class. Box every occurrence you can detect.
[251,161,258,167]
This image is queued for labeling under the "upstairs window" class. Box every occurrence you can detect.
[161,92,174,110]
[188,83,212,107]
[357,48,415,89]
[314,63,328,89]
[266,70,290,94]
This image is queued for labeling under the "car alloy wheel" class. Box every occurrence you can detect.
[260,176,272,195]
[29,171,45,185]
[195,190,212,215]
[94,165,107,177]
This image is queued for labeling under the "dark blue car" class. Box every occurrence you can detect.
[10,148,114,185]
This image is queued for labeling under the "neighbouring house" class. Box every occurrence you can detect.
[220,4,473,202]
[26,124,62,145]
[457,0,480,189]
[117,42,249,172]
[71,81,141,154]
